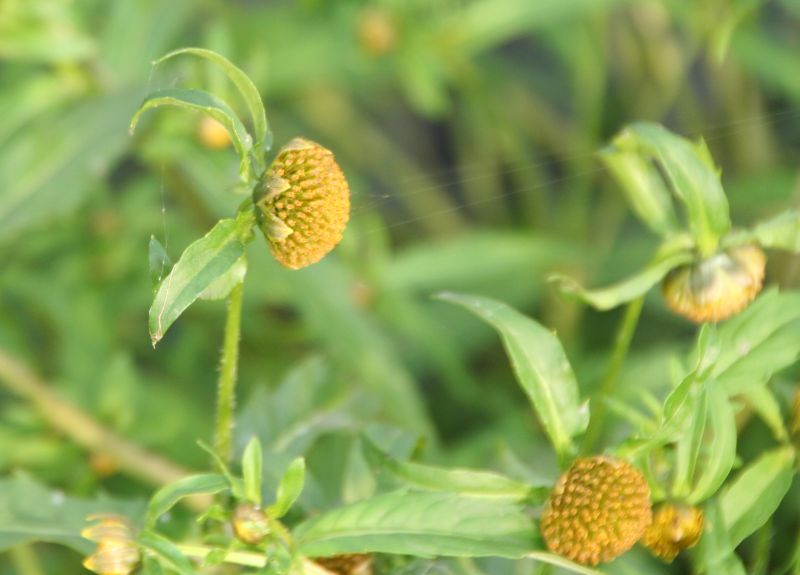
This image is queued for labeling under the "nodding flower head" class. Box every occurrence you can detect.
[253,138,350,270]
[540,456,652,566]
[232,503,270,545]
[661,244,766,323]
[643,504,704,562]
[82,515,139,575]
[314,554,373,575]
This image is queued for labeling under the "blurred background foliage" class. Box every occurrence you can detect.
[0,0,799,573]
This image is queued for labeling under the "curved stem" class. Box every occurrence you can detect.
[581,296,645,455]
[215,281,244,462]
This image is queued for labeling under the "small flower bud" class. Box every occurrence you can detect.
[540,456,652,566]
[254,138,350,270]
[661,244,766,323]
[82,515,139,575]
[232,503,270,545]
[643,504,704,562]
[198,116,231,150]
[314,554,373,575]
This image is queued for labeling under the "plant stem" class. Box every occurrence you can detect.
[581,296,645,454]
[0,347,195,489]
[214,281,244,462]
[176,544,334,574]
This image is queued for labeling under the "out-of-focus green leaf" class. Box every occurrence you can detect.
[712,289,800,395]
[137,531,194,575]
[720,447,795,547]
[436,292,588,460]
[687,382,737,504]
[741,387,788,441]
[149,235,172,292]
[730,210,800,252]
[551,248,693,310]
[599,145,678,236]
[525,552,606,575]
[155,47,270,158]
[362,439,543,503]
[130,88,253,181]
[242,437,263,506]
[146,473,230,528]
[149,215,251,346]
[270,457,305,518]
[697,502,747,575]
[616,123,731,255]
[295,490,538,558]
[0,474,143,553]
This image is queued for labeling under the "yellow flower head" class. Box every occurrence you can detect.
[232,503,270,545]
[540,456,652,566]
[661,244,766,323]
[254,138,350,270]
[314,554,373,575]
[82,515,139,575]
[643,504,704,562]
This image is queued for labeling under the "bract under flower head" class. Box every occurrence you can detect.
[643,503,704,562]
[540,456,652,566]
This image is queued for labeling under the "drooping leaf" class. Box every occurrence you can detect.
[137,531,195,575]
[550,248,693,310]
[436,292,588,460]
[720,447,795,547]
[295,490,538,558]
[616,123,731,255]
[270,457,305,518]
[148,216,250,346]
[748,210,800,252]
[242,437,263,506]
[687,382,737,504]
[0,474,144,553]
[362,439,543,503]
[199,256,247,301]
[146,474,230,528]
[149,235,172,292]
[599,144,678,236]
[741,387,788,441]
[155,47,269,158]
[129,88,253,181]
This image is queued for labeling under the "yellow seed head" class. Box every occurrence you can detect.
[541,456,652,566]
[643,504,704,562]
[232,503,270,545]
[314,554,373,575]
[661,244,766,323]
[82,515,139,575]
[198,116,231,150]
[254,138,350,270]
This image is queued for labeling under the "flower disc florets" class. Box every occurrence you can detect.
[643,504,704,562]
[661,244,766,323]
[540,456,652,566]
[254,138,350,270]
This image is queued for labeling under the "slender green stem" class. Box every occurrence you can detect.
[581,296,645,454]
[175,544,333,574]
[9,545,45,575]
[215,282,244,462]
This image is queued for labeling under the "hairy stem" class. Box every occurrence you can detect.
[215,281,244,462]
[0,347,194,488]
[581,296,645,454]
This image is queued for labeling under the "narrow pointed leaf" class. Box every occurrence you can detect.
[149,218,246,346]
[720,447,795,547]
[156,47,269,156]
[242,437,263,506]
[271,457,305,518]
[551,248,693,310]
[295,490,538,558]
[130,88,253,181]
[146,474,230,528]
[137,531,195,575]
[436,292,587,459]
[749,210,800,252]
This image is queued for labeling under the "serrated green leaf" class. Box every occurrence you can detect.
[688,382,737,503]
[271,457,305,518]
[149,218,247,346]
[362,438,543,503]
[599,144,678,236]
[130,88,253,181]
[155,47,269,159]
[720,447,795,547]
[550,248,693,310]
[137,531,195,575]
[147,474,230,528]
[242,437,263,506]
[617,123,731,255]
[295,490,538,558]
[435,292,587,460]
